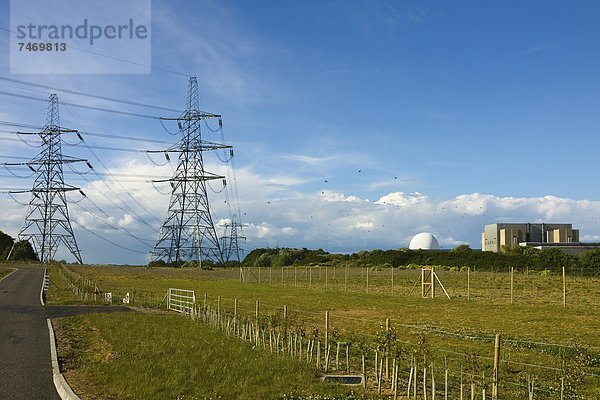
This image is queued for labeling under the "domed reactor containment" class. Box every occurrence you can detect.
[409,232,440,250]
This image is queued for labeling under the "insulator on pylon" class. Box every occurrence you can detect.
[151,77,238,265]
[8,93,83,264]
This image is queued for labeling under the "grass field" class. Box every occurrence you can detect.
[53,312,367,400]
[0,266,15,280]
[47,264,600,399]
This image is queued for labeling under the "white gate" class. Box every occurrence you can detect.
[167,288,196,314]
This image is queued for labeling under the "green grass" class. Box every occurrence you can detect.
[60,265,600,346]
[0,266,16,280]
[49,265,600,398]
[45,264,100,305]
[54,313,367,400]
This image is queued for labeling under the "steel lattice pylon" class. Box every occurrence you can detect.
[220,214,246,263]
[7,94,85,264]
[151,77,231,266]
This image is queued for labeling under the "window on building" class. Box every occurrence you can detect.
[567,236,572,243]
[512,236,518,245]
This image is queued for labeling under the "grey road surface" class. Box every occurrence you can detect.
[0,267,60,400]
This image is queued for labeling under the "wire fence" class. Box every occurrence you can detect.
[57,265,600,399]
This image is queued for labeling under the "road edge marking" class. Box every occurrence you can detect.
[0,267,18,283]
[47,318,81,400]
[40,268,46,306]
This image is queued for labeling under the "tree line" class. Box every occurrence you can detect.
[242,245,600,275]
[0,230,39,262]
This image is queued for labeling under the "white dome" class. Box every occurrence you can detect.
[409,232,440,250]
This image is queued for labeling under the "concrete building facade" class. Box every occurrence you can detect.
[482,223,579,252]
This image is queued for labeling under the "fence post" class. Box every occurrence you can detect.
[366,268,369,293]
[467,267,471,301]
[325,310,330,349]
[345,265,348,292]
[510,267,514,305]
[217,295,221,316]
[391,267,394,295]
[284,305,288,340]
[492,334,501,400]
[563,266,566,306]
[431,266,435,299]
[255,300,260,323]
[167,288,171,310]
[234,298,238,317]
[386,318,390,380]
[204,292,207,309]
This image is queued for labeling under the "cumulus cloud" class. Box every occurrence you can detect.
[3,155,600,264]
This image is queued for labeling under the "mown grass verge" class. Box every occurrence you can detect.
[0,266,16,280]
[54,312,371,400]
[50,265,600,398]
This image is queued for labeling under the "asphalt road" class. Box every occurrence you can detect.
[0,267,60,400]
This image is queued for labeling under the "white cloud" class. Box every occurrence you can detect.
[151,1,281,105]
[3,155,600,263]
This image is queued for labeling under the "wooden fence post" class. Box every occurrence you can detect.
[345,265,348,292]
[492,334,501,400]
[386,318,390,379]
[510,267,514,305]
[467,267,471,301]
[255,300,260,323]
[563,266,566,306]
[234,298,238,317]
[284,305,288,339]
[391,267,394,295]
[325,310,330,349]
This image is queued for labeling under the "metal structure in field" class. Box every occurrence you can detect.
[167,288,196,314]
[5,94,87,263]
[151,77,243,265]
[220,214,246,263]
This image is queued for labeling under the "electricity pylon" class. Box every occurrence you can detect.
[220,214,246,262]
[6,94,86,264]
[151,77,232,266]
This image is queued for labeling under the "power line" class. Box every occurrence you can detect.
[60,103,163,227]
[0,26,191,78]
[0,90,165,119]
[1,123,175,145]
[72,220,149,255]
[0,77,182,113]
[72,199,154,247]
[6,94,84,264]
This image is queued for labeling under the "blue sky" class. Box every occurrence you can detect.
[1,0,600,264]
